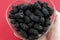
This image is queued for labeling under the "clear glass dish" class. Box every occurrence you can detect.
[6,0,56,40]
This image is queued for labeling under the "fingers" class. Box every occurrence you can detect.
[47,10,60,40]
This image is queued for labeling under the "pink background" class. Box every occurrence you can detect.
[0,0,60,40]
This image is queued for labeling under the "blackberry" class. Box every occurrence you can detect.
[8,14,15,19]
[10,10,15,14]
[12,6,18,13]
[47,7,54,16]
[28,35,39,40]
[20,23,29,30]
[27,4,35,12]
[17,4,27,10]
[30,15,39,22]
[39,17,45,24]
[34,24,43,34]
[15,23,20,28]
[42,27,48,33]
[10,19,16,24]
[28,36,35,40]
[28,22,34,28]
[25,10,32,16]
[15,23,20,31]
[29,29,39,36]
[15,12,24,19]
[34,24,43,30]
[34,9,43,17]
[16,19,24,23]
[34,1,41,10]
[20,30,28,38]
[42,7,49,17]
[45,18,51,26]
[24,16,31,23]
[42,2,48,8]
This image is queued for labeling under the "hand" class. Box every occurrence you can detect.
[38,10,60,40]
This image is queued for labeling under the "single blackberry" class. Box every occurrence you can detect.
[42,27,48,33]
[15,12,24,19]
[20,30,28,38]
[16,19,24,23]
[15,23,22,32]
[42,7,49,17]
[42,2,48,8]
[34,24,43,34]
[28,22,34,28]
[24,16,31,24]
[29,28,39,36]
[39,17,45,24]
[20,23,29,30]
[30,15,39,22]
[34,24,43,30]
[15,23,20,28]
[28,35,39,40]
[28,36,35,40]
[10,19,16,24]
[34,1,41,10]
[10,10,15,14]
[44,18,51,27]
[27,4,35,12]
[47,7,54,16]
[34,9,43,17]
[8,14,15,19]
[25,10,32,16]
[12,6,18,13]
[17,4,27,10]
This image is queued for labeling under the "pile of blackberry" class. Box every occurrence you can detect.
[8,1,54,40]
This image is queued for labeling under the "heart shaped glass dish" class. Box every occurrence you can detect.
[6,0,56,40]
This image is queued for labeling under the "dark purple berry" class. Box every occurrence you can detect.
[47,7,54,16]
[30,15,39,22]
[25,10,32,16]
[8,14,15,19]
[15,12,24,19]
[42,27,48,33]
[15,23,20,28]
[20,23,29,30]
[29,29,39,35]
[34,9,43,17]
[16,19,24,23]
[17,4,26,10]
[12,6,18,13]
[24,16,30,23]
[45,18,51,26]
[28,35,38,40]
[10,19,16,24]
[39,17,45,24]
[42,2,48,8]
[20,30,28,38]
[34,1,41,9]
[27,4,35,12]
[28,22,34,28]
[42,7,49,17]
[34,24,43,30]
